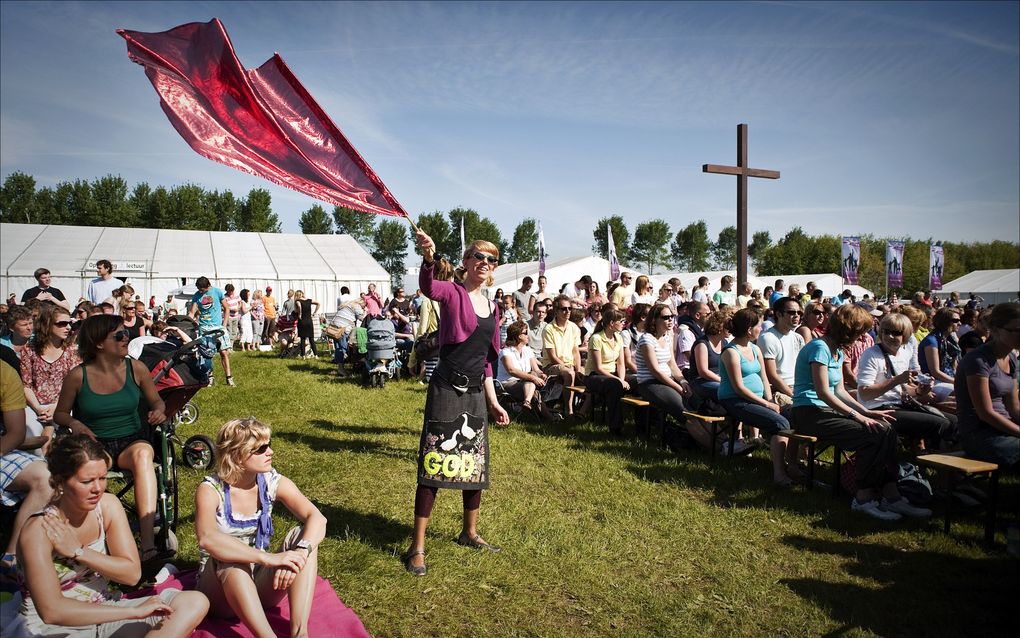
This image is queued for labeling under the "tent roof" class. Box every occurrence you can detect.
[1,223,389,281]
[939,269,1020,295]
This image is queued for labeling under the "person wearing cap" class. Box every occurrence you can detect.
[263,286,277,343]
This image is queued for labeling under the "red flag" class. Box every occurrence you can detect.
[118,19,407,217]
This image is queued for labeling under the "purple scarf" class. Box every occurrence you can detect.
[222,473,274,551]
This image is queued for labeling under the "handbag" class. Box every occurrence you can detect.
[324,325,345,340]
[414,330,440,360]
[881,349,943,417]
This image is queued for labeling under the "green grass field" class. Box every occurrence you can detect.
[169,351,1016,637]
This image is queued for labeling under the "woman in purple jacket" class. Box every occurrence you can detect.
[402,230,510,577]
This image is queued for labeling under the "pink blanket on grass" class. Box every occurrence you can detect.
[131,570,371,637]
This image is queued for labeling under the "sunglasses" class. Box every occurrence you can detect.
[660,314,675,320]
[250,440,272,456]
[472,251,498,265]
[884,330,905,338]
[112,330,130,342]
[54,320,73,327]
[557,306,571,312]
[783,310,804,316]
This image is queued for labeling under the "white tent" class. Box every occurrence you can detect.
[936,269,1020,306]
[1,223,391,312]
[488,255,617,299]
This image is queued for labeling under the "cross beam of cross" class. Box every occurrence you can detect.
[702,123,779,292]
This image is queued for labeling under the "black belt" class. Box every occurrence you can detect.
[435,361,485,392]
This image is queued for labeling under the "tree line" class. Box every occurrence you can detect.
[3,172,1016,294]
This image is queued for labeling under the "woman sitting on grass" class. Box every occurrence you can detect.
[53,314,168,564]
[17,434,207,637]
[195,418,327,638]
[791,304,932,521]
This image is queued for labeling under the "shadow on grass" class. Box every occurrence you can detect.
[779,534,1016,637]
[309,419,418,436]
[274,430,413,461]
[285,361,336,377]
[315,502,413,553]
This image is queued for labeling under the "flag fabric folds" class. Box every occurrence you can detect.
[538,222,547,276]
[607,225,620,281]
[460,216,466,260]
[118,19,407,218]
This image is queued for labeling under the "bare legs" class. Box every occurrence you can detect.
[197,528,317,638]
[118,442,156,555]
[405,488,486,571]
[148,590,209,637]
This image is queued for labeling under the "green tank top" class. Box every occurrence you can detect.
[75,359,142,440]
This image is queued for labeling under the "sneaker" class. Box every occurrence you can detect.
[207,376,215,387]
[881,497,932,518]
[851,498,902,521]
[225,376,236,387]
[721,439,755,456]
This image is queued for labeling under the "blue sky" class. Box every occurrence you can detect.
[2,1,1018,260]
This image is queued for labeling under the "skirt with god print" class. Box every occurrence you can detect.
[417,376,489,490]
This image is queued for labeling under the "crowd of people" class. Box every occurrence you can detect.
[0,251,1018,633]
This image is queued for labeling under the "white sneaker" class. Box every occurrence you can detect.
[881,497,932,519]
[721,439,755,456]
[851,498,902,521]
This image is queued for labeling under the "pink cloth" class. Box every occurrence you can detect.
[132,570,370,638]
[118,19,406,218]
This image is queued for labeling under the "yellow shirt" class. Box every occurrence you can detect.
[542,320,581,367]
[1,360,26,412]
[611,285,633,309]
[585,331,622,376]
[263,295,277,319]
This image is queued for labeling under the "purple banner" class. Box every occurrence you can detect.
[930,244,944,290]
[886,240,905,289]
[841,236,860,285]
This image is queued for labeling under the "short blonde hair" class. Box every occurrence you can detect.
[215,418,272,485]
[456,240,500,287]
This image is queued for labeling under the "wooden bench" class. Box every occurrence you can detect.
[621,396,657,443]
[684,412,737,461]
[778,430,820,489]
[776,430,849,496]
[916,453,1000,544]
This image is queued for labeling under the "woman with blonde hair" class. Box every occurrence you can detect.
[797,302,831,344]
[195,418,326,638]
[405,233,509,576]
[17,434,207,636]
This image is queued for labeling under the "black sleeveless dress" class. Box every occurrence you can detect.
[416,312,495,490]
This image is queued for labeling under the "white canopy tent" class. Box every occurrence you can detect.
[936,269,1020,306]
[1,223,390,312]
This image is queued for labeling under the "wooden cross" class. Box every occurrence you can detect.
[703,123,780,291]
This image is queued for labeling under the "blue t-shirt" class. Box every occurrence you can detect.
[769,291,784,309]
[191,287,225,327]
[792,338,843,408]
[718,343,765,400]
[918,332,955,376]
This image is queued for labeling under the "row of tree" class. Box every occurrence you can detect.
[3,172,1017,293]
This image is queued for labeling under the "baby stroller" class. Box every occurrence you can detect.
[363,315,401,387]
[109,333,222,557]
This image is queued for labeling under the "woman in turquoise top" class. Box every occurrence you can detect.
[717,308,798,485]
[791,304,931,521]
[54,314,168,562]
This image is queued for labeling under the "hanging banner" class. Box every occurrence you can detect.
[460,216,466,260]
[537,221,547,276]
[886,240,905,289]
[930,244,944,290]
[607,225,620,281]
[841,236,860,285]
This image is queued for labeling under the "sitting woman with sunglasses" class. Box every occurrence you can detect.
[634,304,692,430]
[21,303,81,457]
[918,307,962,402]
[857,312,957,451]
[195,418,326,638]
[53,314,168,564]
[17,434,207,637]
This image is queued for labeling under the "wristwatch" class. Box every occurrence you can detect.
[295,540,313,553]
[71,545,85,560]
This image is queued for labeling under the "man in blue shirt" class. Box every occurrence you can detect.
[189,276,235,386]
